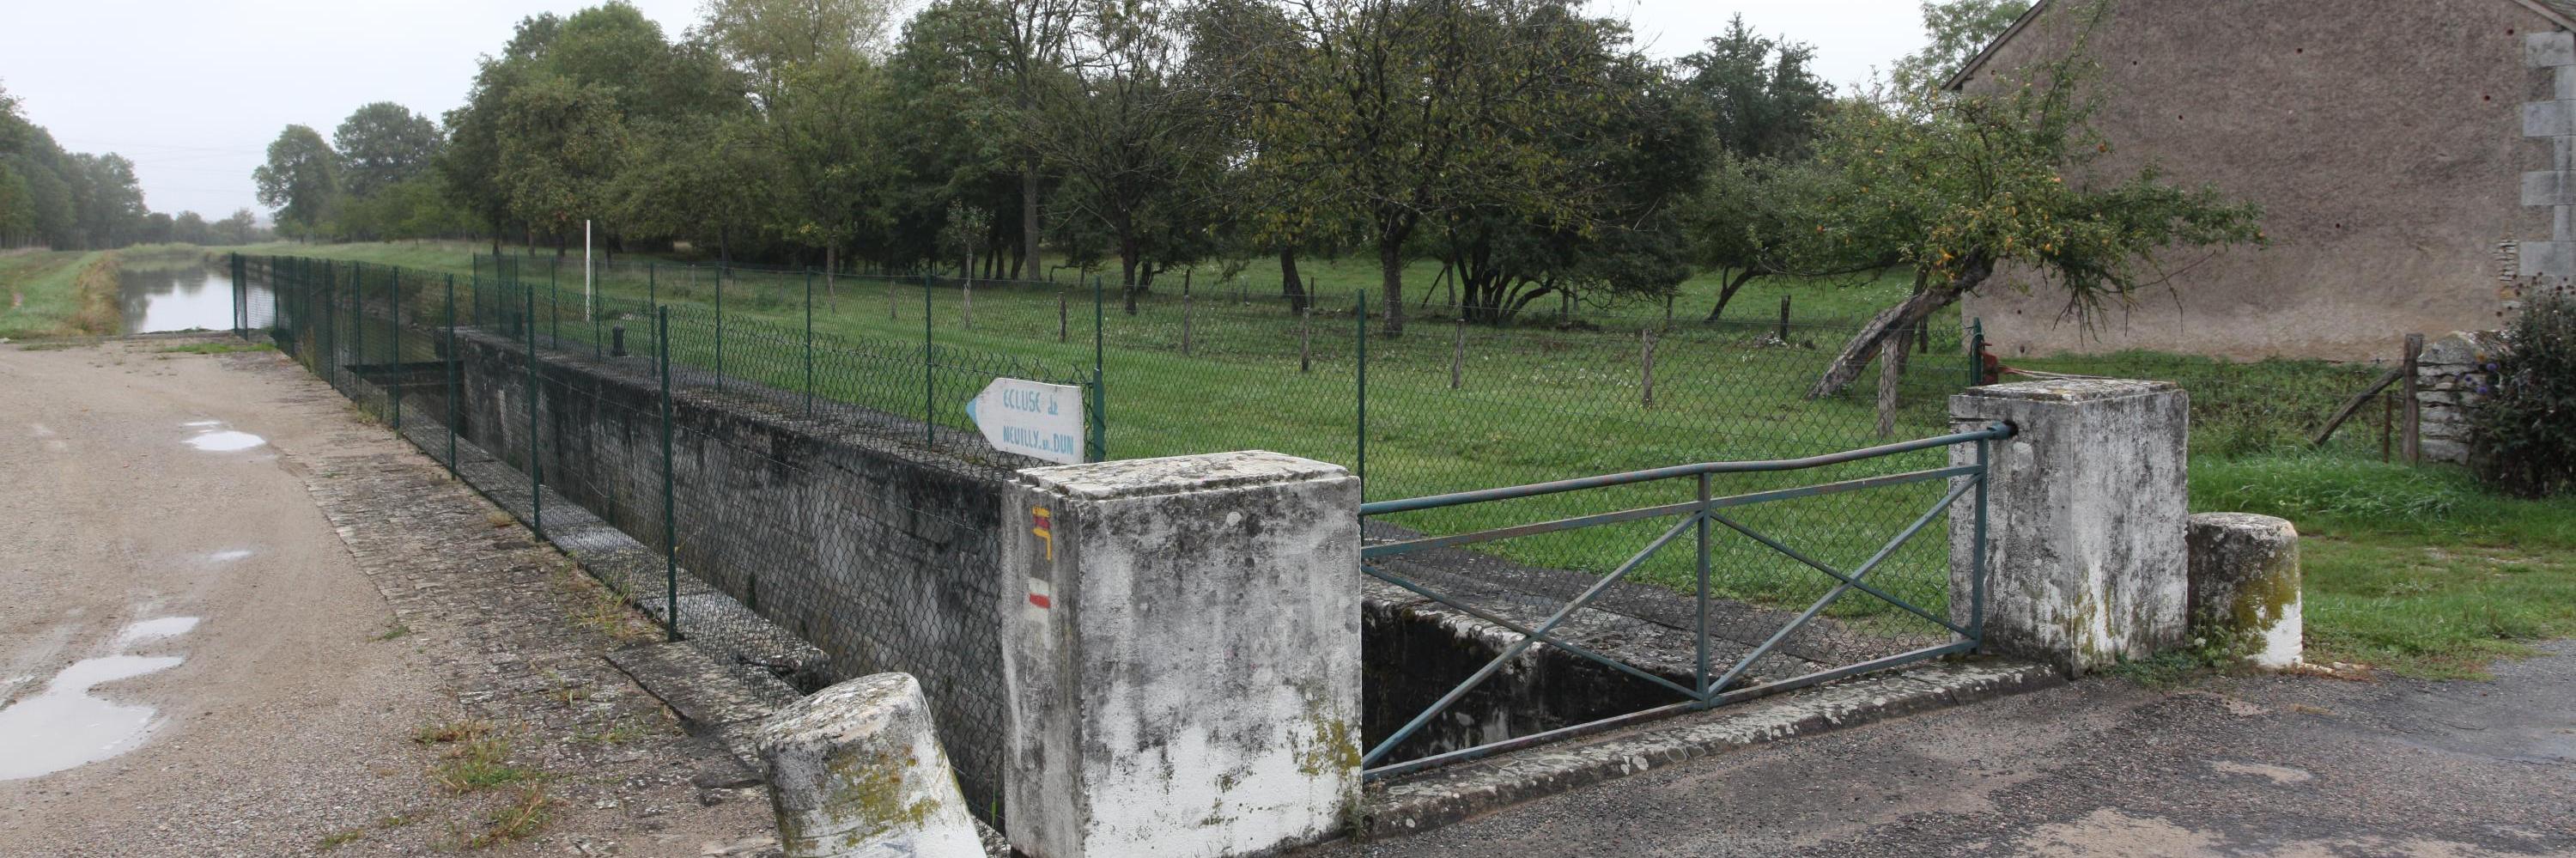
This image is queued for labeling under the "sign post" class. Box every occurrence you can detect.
[967,378,1087,465]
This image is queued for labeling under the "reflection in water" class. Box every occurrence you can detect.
[185,430,265,452]
[118,260,270,334]
[0,614,200,781]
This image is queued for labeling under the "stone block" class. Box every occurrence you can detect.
[1951,379,2190,676]
[2186,514,2301,669]
[2525,171,2576,206]
[2421,438,2472,465]
[2561,66,2576,100]
[2527,100,2576,138]
[2530,31,2576,68]
[1001,451,1362,858]
[2523,240,2576,277]
[756,672,985,858]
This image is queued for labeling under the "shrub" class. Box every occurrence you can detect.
[2472,292,2576,497]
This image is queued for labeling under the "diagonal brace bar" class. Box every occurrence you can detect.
[1705,507,1972,638]
[1362,511,1699,766]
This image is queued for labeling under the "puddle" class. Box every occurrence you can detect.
[0,616,199,780]
[0,654,185,780]
[185,430,264,452]
[114,617,200,646]
[205,549,252,563]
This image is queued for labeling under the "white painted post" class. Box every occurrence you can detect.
[583,219,594,323]
[1950,379,2190,676]
[756,672,984,858]
[1000,451,1362,858]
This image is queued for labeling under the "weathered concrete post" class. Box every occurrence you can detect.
[1950,379,2190,675]
[756,672,985,858]
[1000,451,1362,858]
[2186,513,2303,669]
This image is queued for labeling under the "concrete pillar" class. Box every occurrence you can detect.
[2186,513,2303,669]
[1000,451,1362,858]
[756,672,985,858]
[1950,379,2190,676]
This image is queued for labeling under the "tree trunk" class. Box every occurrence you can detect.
[1807,257,1990,399]
[1021,161,1042,283]
[1377,239,1406,338]
[1118,241,1139,316]
[1705,269,1762,322]
[1280,247,1307,313]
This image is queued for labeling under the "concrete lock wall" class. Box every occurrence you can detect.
[1000,452,1363,858]
[446,330,1016,812]
[1951,379,2190,675]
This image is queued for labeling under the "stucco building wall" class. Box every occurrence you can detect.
[1957,0,2554,361]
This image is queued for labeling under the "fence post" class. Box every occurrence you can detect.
[715,264,726,396]
[805,268,815,419]
[1092,275,1107,462]
[549,258,561,348]
[2401,333,2424,465]
[1777,294,1791,343]
[323,261,337,386]
[1965,319,1984,388]
[659,305,679,642]
[1640,326,1657,409]
[1450,314,1465,390]
[391,266,403,431]
[1300,306,1313,373]
[647,262,656,308]
[353,265,366,386]
[230,253,244,338]
[924,273,935,451]
[1356,290,1368,485]
[1182,293,1194,356]
[446,275,458,479]
[1059,288,1068,343]
[526,283,544,541]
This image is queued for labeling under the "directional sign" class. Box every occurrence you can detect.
[965,378,1086,465]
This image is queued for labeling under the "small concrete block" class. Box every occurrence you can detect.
[2526,100,2576,138]
[2420,438,2473,465]
[1952,380,2189,676]
[756,673,984,858]
[2526,171,2576,207]
[2524,240,2576,277]
[2186,513,2301,669]
[2529,31,2576,68]
[2560,66,2576,101]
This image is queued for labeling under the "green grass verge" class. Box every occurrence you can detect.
[0,250,112,338]
[2195,452,2576,679]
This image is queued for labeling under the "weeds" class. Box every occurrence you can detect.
[374,622,413,642]
[430,738,542,794]
[459,787,556,849]
[317,829,365,849]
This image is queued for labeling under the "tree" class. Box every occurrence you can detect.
[172,210,210,245]
[1888,0,2032,95]
[1251,0,1631,337]
[253,125,339,239]
[1799,8,2263,399]
[1677,15,1832,161]
[333,102,442,198]
[700,0,901,101]
[1036,0,1224,310]
[494,74,629,252]
[214,209,263,245]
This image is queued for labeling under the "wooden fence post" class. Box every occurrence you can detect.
[1777,295,1792,342]
[1299,307,1313,374]
[1640,326,1656,409]
[1449,315,1466,390]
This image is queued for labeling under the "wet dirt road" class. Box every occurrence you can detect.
[0,338,773,856]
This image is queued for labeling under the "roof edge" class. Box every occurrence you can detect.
[1943,0,2576,93]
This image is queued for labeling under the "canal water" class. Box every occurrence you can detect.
[118,258,268,334]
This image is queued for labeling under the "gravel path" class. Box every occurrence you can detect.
[0,338,777,856]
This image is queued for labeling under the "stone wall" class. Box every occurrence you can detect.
[2416,330,2510,465]
[446,328,1018,818]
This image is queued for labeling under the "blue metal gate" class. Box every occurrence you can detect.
[1360,422,2015,780]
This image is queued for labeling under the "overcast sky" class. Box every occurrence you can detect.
[0,0,1928,221]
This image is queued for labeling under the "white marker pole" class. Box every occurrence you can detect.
[583,219,594,322]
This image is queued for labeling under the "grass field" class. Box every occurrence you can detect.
[216,241,2576,677]
[0,250,113,338]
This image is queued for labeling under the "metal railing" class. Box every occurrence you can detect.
[1358,420,2015,780]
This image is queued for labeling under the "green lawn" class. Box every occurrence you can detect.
[221,241,2576,676]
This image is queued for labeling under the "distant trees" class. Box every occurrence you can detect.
[252,125,339,240]
[1888,0,2034,94]
[0,78,161,250]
